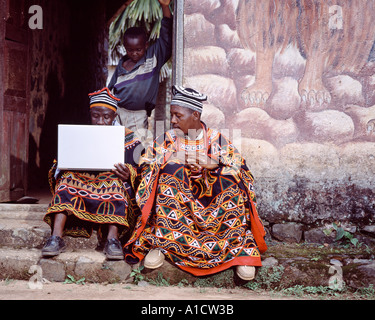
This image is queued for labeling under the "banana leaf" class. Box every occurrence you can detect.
[109,0,173,82]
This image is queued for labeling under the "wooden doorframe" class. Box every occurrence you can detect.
[0,0,8,202]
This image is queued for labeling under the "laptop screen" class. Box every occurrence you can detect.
[57,125,125,171]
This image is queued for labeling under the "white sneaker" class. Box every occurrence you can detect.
[236,265,256,280]
[144,249,165,269]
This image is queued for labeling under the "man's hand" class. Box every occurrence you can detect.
[169,151,219,171]
[112,163,130,181]
[187,152,219,171]
[169,150,187,163]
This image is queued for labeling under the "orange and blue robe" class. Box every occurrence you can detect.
[125,122,267,276]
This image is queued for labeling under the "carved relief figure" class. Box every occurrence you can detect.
[236,0,375,108]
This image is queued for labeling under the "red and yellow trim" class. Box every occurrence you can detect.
[88,87,120,100]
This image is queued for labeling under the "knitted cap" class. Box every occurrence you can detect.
[88,87,120,112]
[171,85,207,113]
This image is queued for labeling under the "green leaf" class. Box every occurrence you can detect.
[335,227,345,241]
[108,0,173,82]
[64,274,75,284]
[344,231,353,240]
[351,238,359,247]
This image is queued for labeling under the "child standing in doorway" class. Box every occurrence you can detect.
[108,0,172,144]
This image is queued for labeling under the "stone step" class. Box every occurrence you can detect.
[0,247,133,283]
[0,203,48,220]
[0,203,100,250]
[0,204,374,290]
[1,244,375,289]
[0,218,100,250]
[0,218,49,249]
[0,202,50,250]
[0,246,200,286]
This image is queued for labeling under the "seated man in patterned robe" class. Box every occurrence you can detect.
[42,88,142,260]
[125,86,267,280]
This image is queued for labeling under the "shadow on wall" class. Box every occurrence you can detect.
[28,0,110,189]
[37,71,66,188]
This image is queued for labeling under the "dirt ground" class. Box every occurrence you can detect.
[0,279,293,300]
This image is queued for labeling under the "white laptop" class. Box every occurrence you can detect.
[57,125,125,171]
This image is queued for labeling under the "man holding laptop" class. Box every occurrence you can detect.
[42,88,142,260]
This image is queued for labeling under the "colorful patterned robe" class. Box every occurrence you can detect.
[125,123,267,276]
[44,128,142,241]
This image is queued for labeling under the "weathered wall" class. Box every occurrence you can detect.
[183,0,375,243]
